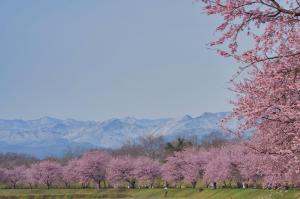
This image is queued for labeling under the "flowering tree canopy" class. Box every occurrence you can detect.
[161,152,185,187]
[3,166,26,188]
[203,146,242,187]
[30,161,62,189]
[200,0,300,172]
[106,156,137,188]
[134,157,161,187]
[61,160,80,188]
[77,151,111,188]
[23,167,38,189]
[181,148,208,188]
[0,168,6,184]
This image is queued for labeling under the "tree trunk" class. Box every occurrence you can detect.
[253,180,257,189]
[131,180,136,189]
[192,181,197,189]
[150,181,154,188]
[65,182,69,188]
[213,182,217,189]
[206,182,209,188]
[128,180,136,189]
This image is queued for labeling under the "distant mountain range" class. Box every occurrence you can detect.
[0,112,236,158]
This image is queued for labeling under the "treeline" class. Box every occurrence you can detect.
[0,153,38,168]
[0,135,297,190]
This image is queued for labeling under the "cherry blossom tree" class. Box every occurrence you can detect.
[284,166,300,188]
[22,167,38,189]
[181,149,208,188]
[134,157,161,188]
[77,151,111,189]
[4,166,26,188]
[30,161,62,189]
[161,152,185,188]
[106,156,137,188]
[237,146,265,188]
[61,160,80,188]
[0,168,6,185]
[256,153,300,188]
[203,145,242,188]
[200,0,300,178]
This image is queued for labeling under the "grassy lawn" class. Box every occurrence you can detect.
[0,188,299,199]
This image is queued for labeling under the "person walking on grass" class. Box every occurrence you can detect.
[164,186,168,197]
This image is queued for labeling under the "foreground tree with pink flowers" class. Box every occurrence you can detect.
[200,0,300,184]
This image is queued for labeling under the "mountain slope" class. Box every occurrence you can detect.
[0,112,233,158]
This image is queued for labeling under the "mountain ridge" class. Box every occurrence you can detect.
[0,112,233,158]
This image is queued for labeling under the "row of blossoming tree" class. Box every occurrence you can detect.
[0,142,299,189]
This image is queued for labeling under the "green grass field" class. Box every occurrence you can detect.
[0,188,299,199]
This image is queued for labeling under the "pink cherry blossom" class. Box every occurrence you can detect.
[200,0,300,181]
[77,151,111,188]
[61,159,80,188]
[134,157,161,188]
[106,156,137,188]
[161,151,185,188]
[181,148,208,188]
[3,166,26,188]
[30,160,62,189]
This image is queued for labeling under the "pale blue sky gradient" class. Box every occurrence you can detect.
[0,0,237,120]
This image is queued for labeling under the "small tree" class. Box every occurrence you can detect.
[134,157,161,188]
[23,167,37,189]
[61,160,80,188]
[106,156,137,188]
[4,166,26,188]
[77,151,111,189]
[161,152,185,188]
[31,161,62,189]
[181,149,208,188]
[0,168,6,185]
[203,145,242,188]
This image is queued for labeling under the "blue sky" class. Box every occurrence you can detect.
[0,0,237,120]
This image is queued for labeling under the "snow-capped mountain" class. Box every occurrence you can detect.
[0,112,234,158]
